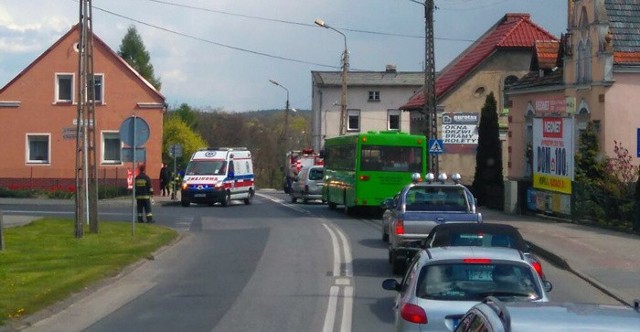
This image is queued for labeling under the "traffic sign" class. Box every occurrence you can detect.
[429,139,445,154]
[169,144,183,157]
[119,116,150,147]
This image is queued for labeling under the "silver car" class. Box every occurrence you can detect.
[382,247,552,332]
[289,165,324,204]
[455,296,640,332]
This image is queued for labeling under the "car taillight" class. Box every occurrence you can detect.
[531,261,543,277]
[395,219,405,235]
[400,303,427,324]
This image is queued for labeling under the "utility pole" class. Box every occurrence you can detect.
[75,0,99,238]
[423,0,439,174]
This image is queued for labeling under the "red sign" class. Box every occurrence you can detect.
[127,169,133,190]
[543,118,563,138]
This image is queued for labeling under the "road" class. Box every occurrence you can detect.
[0,190,620,331]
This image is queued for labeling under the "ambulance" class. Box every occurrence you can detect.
[181,147,255,207]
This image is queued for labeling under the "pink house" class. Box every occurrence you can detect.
[0,24,165,192]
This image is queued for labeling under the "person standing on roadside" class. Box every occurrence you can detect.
[135,164,154,223]
[159,163,170,196]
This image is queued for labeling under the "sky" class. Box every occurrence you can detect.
[0,0,568,112]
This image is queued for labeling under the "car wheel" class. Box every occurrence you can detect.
[391,251,405,275]
[303,198,309,204]
[244,189,254,205]
[328,202,337,210]
[382,229,389,242]
[181,199,190,207]
[221,192,231,207]
[291,195,297,203]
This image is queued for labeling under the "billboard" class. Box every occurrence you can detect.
[532,117,574,194]
[441,112,479,154]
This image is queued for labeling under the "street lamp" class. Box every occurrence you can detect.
[269,79,291,142]
[315,18,349,136]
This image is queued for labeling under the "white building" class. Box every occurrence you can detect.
[310,65,424,151]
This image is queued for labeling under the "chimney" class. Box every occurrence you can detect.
[385,64,397,73]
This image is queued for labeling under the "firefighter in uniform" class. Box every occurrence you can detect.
[135,164,154,223]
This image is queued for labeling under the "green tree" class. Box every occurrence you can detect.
[162,116,207,173]
[118,25,162,90]
[171,103,198,130]
[472,92,503,207]
[574,121,604,186]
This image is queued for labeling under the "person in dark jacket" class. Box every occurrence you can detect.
[135,164,154,223]
[159,163,171,196]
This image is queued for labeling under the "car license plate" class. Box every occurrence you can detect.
[194,194,206,198]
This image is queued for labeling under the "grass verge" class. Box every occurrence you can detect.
[0,218,178,326]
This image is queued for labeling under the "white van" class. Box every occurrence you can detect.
[181,147,255,207]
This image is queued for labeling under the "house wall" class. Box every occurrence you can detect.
[0,28,165,191]
[436,49,533,184]
[312,77,420,151]
[603,73,640,163]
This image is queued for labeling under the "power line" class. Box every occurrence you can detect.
[92,4,341,70]
[138,0,475,42]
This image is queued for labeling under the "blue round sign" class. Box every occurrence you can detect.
[119,116,150,147]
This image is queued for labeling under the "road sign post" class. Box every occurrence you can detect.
[169,144,182,200]
[119,116,150,235]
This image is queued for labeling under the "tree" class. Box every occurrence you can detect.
[118,25,162,90]
[162,116,207,173]
[171,103,198,130]
[472,92,503,207]
[574,121,604,186]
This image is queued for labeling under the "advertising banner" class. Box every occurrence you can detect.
[441,112,479,154]
[532,117,574,194]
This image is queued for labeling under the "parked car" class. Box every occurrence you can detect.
[382,172,482,274]
[421,223,545,279]
[455,296,640,332]
[290,165,324,204]
[382,246,552,332]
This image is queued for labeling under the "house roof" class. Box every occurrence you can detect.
[400,13,558,110]
[311,70,424,87]
[532,40,561,70]
[605,0,640,64]
[0,24,165,101]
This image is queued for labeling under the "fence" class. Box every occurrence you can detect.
[571,181,639,232]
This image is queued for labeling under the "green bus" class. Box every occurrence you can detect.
[322,131,428,214]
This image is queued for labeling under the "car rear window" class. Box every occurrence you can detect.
[449,233,518,249]
[416,262,541,301]
[308,168,324,180]
[405,187,468,212]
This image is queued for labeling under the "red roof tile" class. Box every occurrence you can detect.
[534,40,560,70]
[614,51,640,63]
[401,13,558,110]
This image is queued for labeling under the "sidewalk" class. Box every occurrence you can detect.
[1,193,639,307]
[479,207,640,307]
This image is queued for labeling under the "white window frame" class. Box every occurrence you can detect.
[388,109,401,131]
[55,73,74,103]
[102,131,122,164]
[368,90,380,102]
[90,74,104,104]
[26,133,51,165]
[347,109,360,132]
